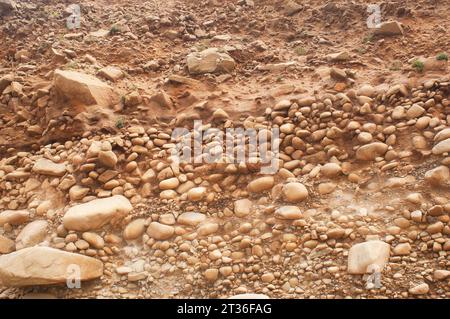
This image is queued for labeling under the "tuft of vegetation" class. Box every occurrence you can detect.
[65,61,79,69]
[109,25,120,35]
[294,46,307,56]
[362,34,374,44]
[196,39,211,52]
[115,117,125,129]
[436,52,448,61]
[412,60,425,73]
[357,47,367,55]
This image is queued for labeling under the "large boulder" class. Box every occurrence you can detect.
[348,240,390,274]
[0,247,103,286]
[186,48,236,74]
[63,195,132,231]
[53,69,118,108]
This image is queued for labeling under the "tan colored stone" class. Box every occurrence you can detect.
[146,222,174,240]
[15,220,48,250]
[348,240,390,274]
[54,69,118,107]
[0,247,103,287]
[63,195,132,231]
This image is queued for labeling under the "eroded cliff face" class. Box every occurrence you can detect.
[0,0,449,299]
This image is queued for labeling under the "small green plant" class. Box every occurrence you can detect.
[110,25,120,35]
[65,61,79,69]
[357,47,367,55]
[436,52,448,61]
[362,34,374,44]
[196,39,211,52]
[412,60,425,73]
[115,117,125,129]
[294,46,307,56]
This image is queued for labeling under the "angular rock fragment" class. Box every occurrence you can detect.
[186,48,235,74]
[54,69,118,107]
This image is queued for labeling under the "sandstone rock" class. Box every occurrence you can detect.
[98,150,118,168]
[0,235,15,254]
[357,84,375,97]
[198,223,219,236]
[321,163,342,178]
[149,90,173,108]
[146,222,174,240]
[234,199,253,217]
[69,185,90,201]
[432,138,450,155]
[393,243,411,256]
[282,182,309,203]
[98,66,124,82]
[0,210,29,226]
[187,187,206,201]
[406,104,425,119]
[434,128,450,143]
[356,142,388,161]
[348,240,390,274]
[159,177,180,190]
[330,67,347,81]
[375,21,404,36]
[212,108,229,121]
[408,283,429,295]
[433,270,450,281]
[204,268,219,282]
[63,195,132,231]
[424,166,449,186]
[186,48,235,74]
[0,247,103,286]
[318,182,336,194]
[327,51,350,62]
[32,158,66,176]
[123,218,146,240]
[81,232,104,249]
[177,212,206,226]
[275,206,302,219]
[247,176,274,193]
[54,69,118,107]
[15,220,48,250]
[86,140,102,158]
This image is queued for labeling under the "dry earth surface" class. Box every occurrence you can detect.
[0,0,449,299]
